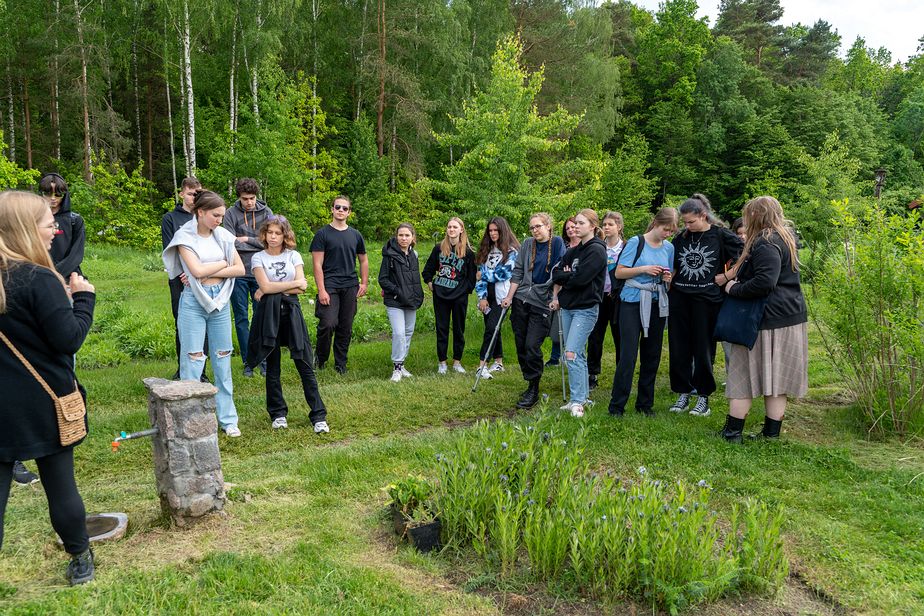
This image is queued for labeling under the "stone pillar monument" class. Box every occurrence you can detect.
[143,378,227,527]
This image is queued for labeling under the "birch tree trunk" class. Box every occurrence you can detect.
[23,78,31,169]
[133,2,143,162]
[250,0,262,126]
[6,61,15,163]
[52,0,61,160]
[73,0,91,179]
[229,9,238,142]
[182,0,196,171]
[355,0,368,120]
[376,0,385,157]
[164,17,178,197]
[311,0,319,168]
[178,57,189,177]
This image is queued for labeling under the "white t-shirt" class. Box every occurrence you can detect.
[187,232,225,264]
[251,249,304,282]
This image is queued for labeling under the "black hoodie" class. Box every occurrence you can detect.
[161,202,195,281]
[728,231,807,330]
[378,238,424,309]
[49,189,86,278]
[552,237,607,309]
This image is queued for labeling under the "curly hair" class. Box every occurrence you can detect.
[235,178,260,197]
[258,215,297,250]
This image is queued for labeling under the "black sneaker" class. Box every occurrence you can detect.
[335,365,347,375]
[588,374,598,390]
[243,365,254,378]
[668,393,692,413]
[170,369,181,380]
[545,358,559,367]
[12,461,39,486]
[689,396,711,417]
[66,548,95,585]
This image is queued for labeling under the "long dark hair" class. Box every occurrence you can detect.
[679,193,725,229]
[476,216,520,264]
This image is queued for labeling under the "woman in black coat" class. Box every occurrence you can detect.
[0,191,96,585]
[379,223,424,382]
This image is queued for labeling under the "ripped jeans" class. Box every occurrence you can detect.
[178,285,238,428]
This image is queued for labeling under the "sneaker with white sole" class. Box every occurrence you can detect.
[390,368,403,383]
[400,366,413,378]
[313,421,330,434]
[560,401,573,411]
[271,417,288,429]
[12,461,39,486]
[453,363,467,374]
[437,363,448,374]
[224,425,242,437]
[689,396,711,417]
[669,393,692,413]
[489,362,505,373]
[478,366,493,379]
[570,403,585,418]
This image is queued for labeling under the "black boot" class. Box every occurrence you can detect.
[719,414,745,444]
[66,548,95,585]
[588,374,598,390]
[516,379,540,409]
[749,416,782,440]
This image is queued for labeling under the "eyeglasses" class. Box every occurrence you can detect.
[333,204,351,212]
[41,189,63,197]
[528,224,546,231]
[44,221,60,230]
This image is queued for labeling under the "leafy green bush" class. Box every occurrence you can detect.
[82,301,174,367]
[430,411,788,613]
[815,200,924,438]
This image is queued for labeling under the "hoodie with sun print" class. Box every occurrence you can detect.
[671,226,743,302]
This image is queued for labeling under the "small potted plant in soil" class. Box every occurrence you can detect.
[384,475,433,537]
[405,503,442,553]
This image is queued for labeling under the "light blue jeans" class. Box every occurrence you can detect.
[178,285,238,429]
[561,305,599,405]
[386,307,417,364]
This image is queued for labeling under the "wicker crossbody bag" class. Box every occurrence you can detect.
[0,331,87,446]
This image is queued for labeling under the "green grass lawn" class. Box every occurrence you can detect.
[1,245,922,615]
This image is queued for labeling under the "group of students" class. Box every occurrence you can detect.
[378,194,808,443]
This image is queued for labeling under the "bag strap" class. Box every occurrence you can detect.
[630,234,645,267]
[0,331,58,400]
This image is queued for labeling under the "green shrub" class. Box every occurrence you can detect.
[815,199,924,437]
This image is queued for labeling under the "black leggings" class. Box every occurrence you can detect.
[0,448,89,555]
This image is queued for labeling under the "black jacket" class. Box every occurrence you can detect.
[552,237,607,310]
[0,263,95,461]
[50,191,86,278]
[378,239,424,309]
[247,293,312,368]
[728,231,807,330]
[421,244,476,302]
[161,202,194,253]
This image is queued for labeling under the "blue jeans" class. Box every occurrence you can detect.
[561,305,599,405]
[178,285,238,428]
[230,276,260,364]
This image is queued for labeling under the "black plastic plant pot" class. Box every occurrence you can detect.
[408,519,442,553]
[390,504,408,536]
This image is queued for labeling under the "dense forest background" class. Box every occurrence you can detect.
[0,0,922,246]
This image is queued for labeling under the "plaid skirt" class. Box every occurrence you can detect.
[725,322,808,399]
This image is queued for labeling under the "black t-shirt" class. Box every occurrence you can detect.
[671,226,743,302]
[309,224,366,289]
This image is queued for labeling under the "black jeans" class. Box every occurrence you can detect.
[266,308,326,423]
[0,449,89,554]
[479,305,505,361]
[510,298,552,382]
[314,285,358,369]
[433,295,468,362]
[587,293,619,377]
[668,291,722,397]
[609,301,667,413]
[170,276,208,374]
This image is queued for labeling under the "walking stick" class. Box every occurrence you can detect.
[472,306,509,392]
[557,309,567,402]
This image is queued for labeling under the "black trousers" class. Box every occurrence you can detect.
[479,305,505,361]
[170,276,207,373]
[314,285,358,369]
[434,295,468,362]
[587,293,620,377]
[609,301,667,413]
[266,309,326,423]
[0,448,89,555]
[668,291,722,397]
[510,298,552,382]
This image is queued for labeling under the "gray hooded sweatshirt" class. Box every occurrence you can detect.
[222,199,274,276]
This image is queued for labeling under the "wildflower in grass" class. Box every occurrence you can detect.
[653,480,662,488]
[501,442,508,450]
[485,447,491,453]
[678,506,688,514]
[541,432,551,442]
[520,452,528,461]
[500,474,508,483]
[662,504,670,513]
[637,466,647,475]
[528,499,536,506]
[698,479,709,489]
[601,514,607,521]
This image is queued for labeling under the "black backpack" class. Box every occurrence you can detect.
[610,234,645,297]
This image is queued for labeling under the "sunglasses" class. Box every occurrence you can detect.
[267,215,289,224]
[333,204,351,212]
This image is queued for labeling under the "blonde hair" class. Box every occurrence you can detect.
[737,196,799,271]
[602,211,624,243]
[529,213,555,273]
[577,208,605,240]
[440,216,471,258]
[0,191,66,312]
[646,207,679,233]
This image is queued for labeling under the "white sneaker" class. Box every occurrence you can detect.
[224,425,242,437]
[400,366,413,378]
[453,363,466,374]
[437,363,448,374]
[271,417,288,429]
[313,421,330,434]
[478,366,493,379]
[560,402,573,411]
[390,368,403,383]
[570,403,585,418]
[489,362,505,373]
